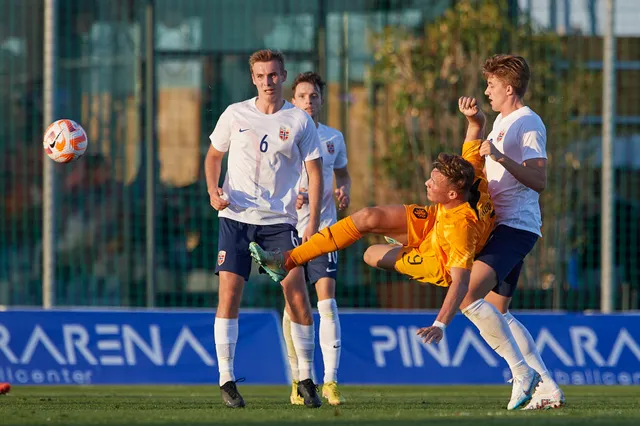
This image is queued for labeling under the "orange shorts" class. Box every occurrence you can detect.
[393,204,449,286]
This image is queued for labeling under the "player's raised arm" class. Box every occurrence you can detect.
[458,96,486,175]
[459,96,485,143]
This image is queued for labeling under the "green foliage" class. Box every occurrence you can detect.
[372,0,597,202]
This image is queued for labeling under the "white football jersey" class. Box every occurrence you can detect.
[209,98,321,225]
[485,106,547,236]
[296,123,348,236]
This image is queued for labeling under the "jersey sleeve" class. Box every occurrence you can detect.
[334,132,348,169]
[298,114,322,162]
[520,120,547,161]
[461,139,484,178]
[209,106,233,152]
[445,220,479,270]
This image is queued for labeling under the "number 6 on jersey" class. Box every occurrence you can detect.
[260,135,268,152]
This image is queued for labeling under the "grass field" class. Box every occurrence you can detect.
[1,385,640,425]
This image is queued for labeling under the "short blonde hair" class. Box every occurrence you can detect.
[433,153,475,194]
[249,49,285,74]
[482,54,531,98]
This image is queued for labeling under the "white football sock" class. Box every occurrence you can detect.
[290,321,315,381]
[214,317,238,386]
[318,298,341,384]
[504,311,557,387]
[462,299,529,377]
[282,310,299,381]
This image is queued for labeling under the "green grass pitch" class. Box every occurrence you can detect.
[1,385,639,425]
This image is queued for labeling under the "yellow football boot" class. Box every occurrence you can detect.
[321,381,345,406]
[290,380,304,405]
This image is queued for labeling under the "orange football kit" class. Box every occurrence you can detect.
[394,139,495,286]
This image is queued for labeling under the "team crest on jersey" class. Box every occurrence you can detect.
[326,141,335,154]
[497,129,505,143]
[217,250,226,266]
[279,126,290,141]
[412,207,428,219]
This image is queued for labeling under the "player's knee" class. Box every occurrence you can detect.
[459,293,478,310]
[216,297,241,317]
[363,247,375,267]
[282,278,309,306]
[461,287,490,310]
[316,279,336,300]
[286,295,313,324]
[465,261,498,299]
[363,246,382,268]
[353,207,382,233]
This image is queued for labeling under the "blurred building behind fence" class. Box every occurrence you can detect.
[1,0,639,311]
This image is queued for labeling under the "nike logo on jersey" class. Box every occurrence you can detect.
[326,267,337,273]
[239,128,250,133]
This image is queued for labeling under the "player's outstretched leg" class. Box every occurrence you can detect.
[248,218,360,283]
[251,207,408,283]
[249,216,362,283]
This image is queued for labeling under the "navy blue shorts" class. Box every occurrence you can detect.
[306,251,338,284]
[215,218,300,281]
[475,225,539,297]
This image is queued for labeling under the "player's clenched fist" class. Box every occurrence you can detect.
[458,96,479,116]
[459,96,485,124]
[210,187,230,211]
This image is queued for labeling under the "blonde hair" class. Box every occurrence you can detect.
[433,153,475,194]
[249,49,285,74]
[482,54,531,98]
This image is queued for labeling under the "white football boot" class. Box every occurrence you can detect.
[507,367,541,410]
[523,382,565,410]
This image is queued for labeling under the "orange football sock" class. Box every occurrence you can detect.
[285,216,363,270]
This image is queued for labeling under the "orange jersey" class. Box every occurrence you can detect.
[395,140,495,286]
[460,139,495,252]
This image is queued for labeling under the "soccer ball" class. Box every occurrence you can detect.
[43,119,88,163]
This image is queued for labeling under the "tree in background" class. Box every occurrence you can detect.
[372,0,598,297]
